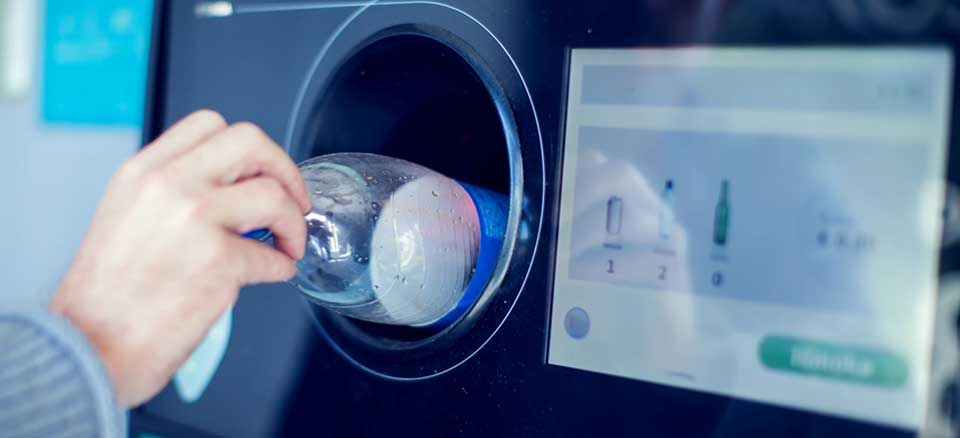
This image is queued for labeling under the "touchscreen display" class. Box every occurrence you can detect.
[549,48,952,428]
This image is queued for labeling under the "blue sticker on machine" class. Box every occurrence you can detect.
[42,0,152,126]
[174,308,233,404]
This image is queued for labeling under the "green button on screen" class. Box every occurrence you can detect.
[758,335,907,387]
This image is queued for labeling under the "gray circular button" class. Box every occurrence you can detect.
[564,307,590,339]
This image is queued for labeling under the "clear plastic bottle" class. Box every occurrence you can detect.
[254,153,507,328]
[658,179,675,240]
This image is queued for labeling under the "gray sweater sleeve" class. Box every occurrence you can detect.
[0,305,126,437]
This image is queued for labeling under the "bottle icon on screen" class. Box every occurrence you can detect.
[659,180,675,240]
[603,196,623,249]
[714,179,730,246]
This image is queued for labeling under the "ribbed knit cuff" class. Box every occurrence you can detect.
[0,304,126,437]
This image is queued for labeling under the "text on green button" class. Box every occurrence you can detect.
[758,335,907,387]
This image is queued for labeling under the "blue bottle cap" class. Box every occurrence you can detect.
[242,228,272,242]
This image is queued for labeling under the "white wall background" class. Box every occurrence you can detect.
[1,0,140,303]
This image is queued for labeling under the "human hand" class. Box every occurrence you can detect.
[50,110,310,407]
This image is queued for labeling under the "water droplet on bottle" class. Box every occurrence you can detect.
[372,214,379,221]
[419,283,425,289]
[371,201,380,210]
[458,216,463,222]
[373,284,380,290]
[431,190,439,197]
[401,277,407,284]
[394,274,401,280]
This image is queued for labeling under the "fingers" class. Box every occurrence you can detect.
[208,177,307,260]
[226,236,299,285]
[136,110,228,172]
[174,122,311,214]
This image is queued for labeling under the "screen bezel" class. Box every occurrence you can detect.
[546,45,956,436]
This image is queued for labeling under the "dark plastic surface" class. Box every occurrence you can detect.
[136,0,959,436]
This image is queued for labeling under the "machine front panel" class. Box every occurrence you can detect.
[135,1,960,437]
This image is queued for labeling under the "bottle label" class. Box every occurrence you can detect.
[423,182,508,329]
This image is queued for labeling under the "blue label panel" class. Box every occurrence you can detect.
[42,0,152,126]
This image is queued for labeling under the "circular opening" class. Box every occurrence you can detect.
[299,33,513,346]
[302,34,510,192]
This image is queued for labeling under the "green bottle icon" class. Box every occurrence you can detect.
[713,180,730,246]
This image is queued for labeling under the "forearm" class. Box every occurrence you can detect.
[0,304,126,437]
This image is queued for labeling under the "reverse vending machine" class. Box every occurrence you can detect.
[135,1,960,436]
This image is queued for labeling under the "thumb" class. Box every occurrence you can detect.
[226,236,298,285]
